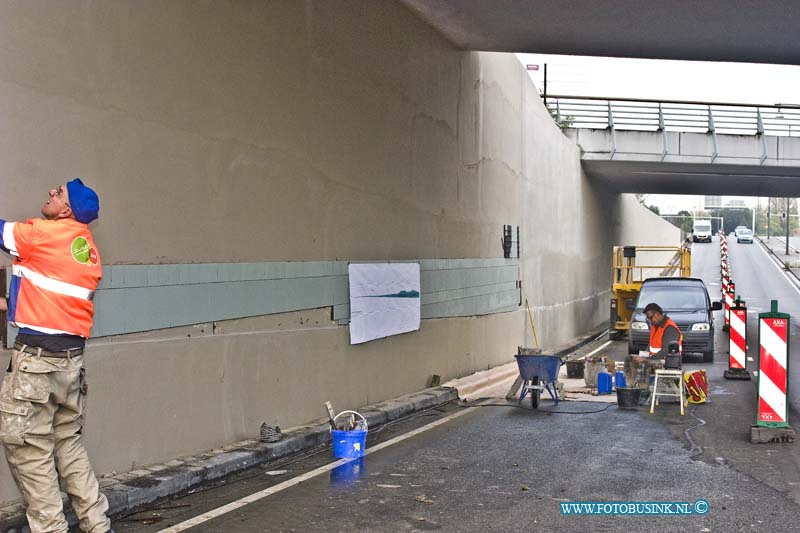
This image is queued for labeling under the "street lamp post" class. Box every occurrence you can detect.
[756,197,760,235]
[768,198,771,238]
[787,197,791,256]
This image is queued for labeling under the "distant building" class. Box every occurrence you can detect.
[704,195,721,209]
[726,199,745,207]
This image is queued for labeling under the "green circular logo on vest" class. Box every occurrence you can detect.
[71,237,91,264]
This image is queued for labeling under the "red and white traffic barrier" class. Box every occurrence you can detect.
[757,305,789,426]
[729,303,746,369]
[725,298,751,380]
[751,301,794,443]
[723,282,735,331]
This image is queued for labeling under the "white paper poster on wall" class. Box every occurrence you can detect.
[348,263,421,345]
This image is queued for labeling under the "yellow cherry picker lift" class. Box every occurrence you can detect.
[609,245,692,340]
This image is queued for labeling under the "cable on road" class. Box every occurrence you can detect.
[454,400,616,415]
[684,406,706,458]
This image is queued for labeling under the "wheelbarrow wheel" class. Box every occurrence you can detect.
[531,377,540,408]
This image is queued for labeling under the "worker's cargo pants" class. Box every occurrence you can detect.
[0,347,110,533]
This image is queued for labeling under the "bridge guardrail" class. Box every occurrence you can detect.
[547,95,800,136]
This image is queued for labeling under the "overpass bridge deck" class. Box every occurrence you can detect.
[548,96,800,195]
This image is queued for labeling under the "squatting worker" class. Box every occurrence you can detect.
[0,179,114,533]
[625,303,683,386]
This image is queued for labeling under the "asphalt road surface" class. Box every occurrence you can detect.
[103,237,800,533]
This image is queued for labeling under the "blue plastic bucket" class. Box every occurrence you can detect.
[597,371,613,394]
[615,371,627,389]
[332,429,367,459]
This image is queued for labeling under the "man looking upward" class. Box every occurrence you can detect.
[0,179,113,533]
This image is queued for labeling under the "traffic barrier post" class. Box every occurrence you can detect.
[721,262,729,293]
[751,300,795,443]
[724,296,751,380]
[723,281,735,332]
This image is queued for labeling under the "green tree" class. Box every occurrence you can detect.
[707,207,753,234]
[676,210,693,233]
[752,198,799,236]
[633,194,661,215]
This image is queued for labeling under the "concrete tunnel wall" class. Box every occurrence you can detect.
[0,1,679,503]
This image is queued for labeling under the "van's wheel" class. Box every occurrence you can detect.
[702,350,714,363]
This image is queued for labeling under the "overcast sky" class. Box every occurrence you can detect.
[516,53,800,214]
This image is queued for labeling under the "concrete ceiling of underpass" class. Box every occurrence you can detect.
[401,1,800,65]
[582,160,800,197]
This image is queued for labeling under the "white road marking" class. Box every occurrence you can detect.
[156,402,484,532]
[747,357,754,362]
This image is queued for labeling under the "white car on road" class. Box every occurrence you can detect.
[737,228,754,243]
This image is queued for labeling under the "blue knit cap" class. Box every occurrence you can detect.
[66,178,99,224]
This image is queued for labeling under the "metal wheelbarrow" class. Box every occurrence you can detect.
[514,354,562,408]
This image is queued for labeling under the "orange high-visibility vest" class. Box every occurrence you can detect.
[3,218,101,337]
[649,316,683,356]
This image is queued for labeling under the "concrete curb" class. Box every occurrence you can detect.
[0,386,458,532]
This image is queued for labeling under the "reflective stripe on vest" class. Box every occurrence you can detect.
[12,265,95,300]
[2,221,18,256]
[649,317,683,355]
[8,218,101,338]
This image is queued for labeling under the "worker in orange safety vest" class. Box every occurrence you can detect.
[625,302,683,387]
[644,302,683,357]
[0,179,113,533]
